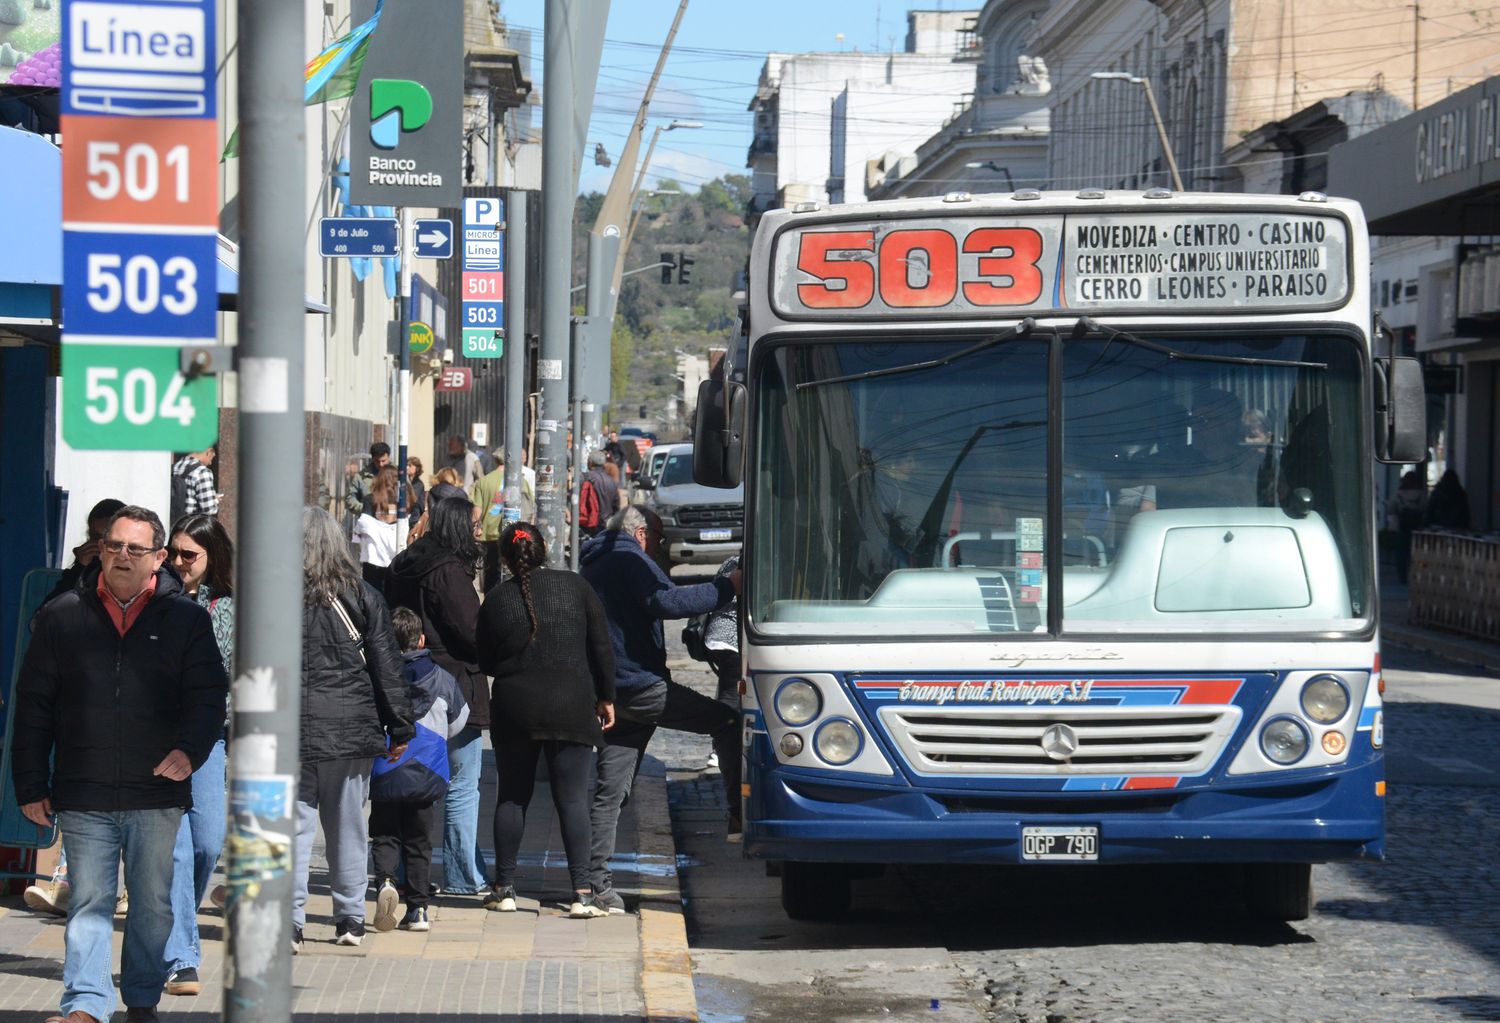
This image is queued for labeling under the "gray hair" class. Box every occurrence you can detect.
[587,449,607,468]
[303,505,362,605]
[608,504,661,536]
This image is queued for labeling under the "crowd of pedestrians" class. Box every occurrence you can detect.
[10,461,739,1023]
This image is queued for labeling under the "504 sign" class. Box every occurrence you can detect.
[63,346,217,451]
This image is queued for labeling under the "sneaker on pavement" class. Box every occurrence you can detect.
[592,887,627,915]
[705,751,720,770]
[165,967,201,995]
[399,906,430,931]
[568,893,609,919]
[124,1007,159,1023]
[115,890,129,916]
[334,919,365,946]
[209,884,227,910]
[372,878,400,932]
[291,927,304,955]
[483,885,517,912]
[24,878,70,916]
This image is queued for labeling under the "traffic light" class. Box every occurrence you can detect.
[659,252,676,284]
[678,251,694,285]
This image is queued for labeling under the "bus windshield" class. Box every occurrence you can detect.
[751,332,1369,637]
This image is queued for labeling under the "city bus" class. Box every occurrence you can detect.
[692,188,1425,921]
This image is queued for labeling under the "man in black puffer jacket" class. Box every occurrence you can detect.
[12,505,227,1023]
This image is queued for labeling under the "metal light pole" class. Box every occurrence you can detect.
[964,160,1015,190]
[538,0,577,565]
[396,207,412,546]
[1091,71,1185,191]
[503,189,527,523]
[228,1,304,1019]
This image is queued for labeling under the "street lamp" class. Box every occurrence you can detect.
[625,121,702,252]
[964,161,1015,189]
[1090,71,1184,192]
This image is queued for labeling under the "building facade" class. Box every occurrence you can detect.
[746,10,980,225]
[868,0,1052,200]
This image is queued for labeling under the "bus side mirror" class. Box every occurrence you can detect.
[693,378,745,488]
[1373,356,1426,464]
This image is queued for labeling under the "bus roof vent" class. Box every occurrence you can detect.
[1011,188,1042,201]
[1297,190,1329,203]
[1077,188,1106,199]
[791,201,822,214]
[942,191,973,203]
[1143,188,1173,199]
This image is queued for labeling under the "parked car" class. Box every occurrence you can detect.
[641,444,743,565]
[637,442,690,498]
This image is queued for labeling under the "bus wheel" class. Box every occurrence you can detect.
[1244,863,1312,921]
[780,862,852,921]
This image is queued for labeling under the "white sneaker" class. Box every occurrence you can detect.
[23,879,69,916]
[373,879,400,932]
[483,885,517,912]
[705,752,720,770]
[568,893,609,919]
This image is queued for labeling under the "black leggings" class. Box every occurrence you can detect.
[492,738,594,893]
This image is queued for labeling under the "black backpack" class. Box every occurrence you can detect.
[169,465,191,526]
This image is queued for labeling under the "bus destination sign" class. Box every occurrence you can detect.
[770,211,1350,320]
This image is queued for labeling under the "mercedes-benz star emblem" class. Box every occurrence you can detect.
[1040,723,1079,760]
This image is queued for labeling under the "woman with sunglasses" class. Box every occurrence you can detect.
[160,514,235,997]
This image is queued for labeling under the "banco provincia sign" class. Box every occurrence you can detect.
[347,0,461,207]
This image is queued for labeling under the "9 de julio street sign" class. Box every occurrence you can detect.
[60,0,219,451]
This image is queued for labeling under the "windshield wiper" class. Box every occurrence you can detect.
[795,317,1037,391]
[1070,317,1327,370]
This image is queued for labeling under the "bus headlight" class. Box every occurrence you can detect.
[1301,675,1350,723]
[779,733,804,757]
[1260,717,1310,765]
[775,679,821,726]
[814,719,862,765]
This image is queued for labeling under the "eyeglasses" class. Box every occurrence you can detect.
[101,540,161,559]
[167,547,202,565]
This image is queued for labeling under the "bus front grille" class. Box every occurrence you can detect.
[877,705,1241,776]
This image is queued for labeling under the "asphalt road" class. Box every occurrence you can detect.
[648,573,1500,1023]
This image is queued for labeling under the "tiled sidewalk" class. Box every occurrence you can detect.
[0,752,694,1021]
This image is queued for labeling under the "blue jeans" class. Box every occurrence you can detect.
[164,737,226,974]
[57,808,182,1019]
[443,726,488,893]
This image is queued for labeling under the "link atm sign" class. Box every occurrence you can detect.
[770,211,1351,320]
[60,0,218,451]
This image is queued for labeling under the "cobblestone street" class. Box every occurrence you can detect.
[654,578,1500,1023]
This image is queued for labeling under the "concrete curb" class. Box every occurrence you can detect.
[1383,624,1500,674]
[632,758,699,1023]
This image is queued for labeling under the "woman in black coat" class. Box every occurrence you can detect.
[477,522,616,918]
[295,506,414,951]
[383,495,491,894]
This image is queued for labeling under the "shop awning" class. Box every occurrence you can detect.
[0,125,329,325]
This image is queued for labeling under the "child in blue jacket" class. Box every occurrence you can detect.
[370,607,469,931]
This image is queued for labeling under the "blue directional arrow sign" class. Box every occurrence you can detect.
[319,217,400,258]
[413,219,454,259]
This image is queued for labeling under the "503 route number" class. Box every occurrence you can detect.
[796,227,1044,310]
[85,366,196,427]
[86,253,198,317]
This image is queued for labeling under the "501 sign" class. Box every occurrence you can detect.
[63,346,217,451]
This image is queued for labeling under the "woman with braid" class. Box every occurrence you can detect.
[476,522,617,918]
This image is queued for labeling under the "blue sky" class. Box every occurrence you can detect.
[501,0,939,194]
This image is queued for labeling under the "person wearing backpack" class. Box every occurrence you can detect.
[578,451,618,540]
[170,448,219,520]
[295,507,414,952]
[370,608,469,933]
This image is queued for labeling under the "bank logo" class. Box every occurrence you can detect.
[369,78,433,149]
